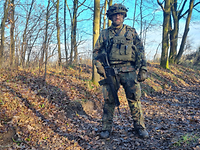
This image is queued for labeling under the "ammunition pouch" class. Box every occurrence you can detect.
[109,36,136,62]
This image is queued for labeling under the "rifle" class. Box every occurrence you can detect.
[95,53,121,114]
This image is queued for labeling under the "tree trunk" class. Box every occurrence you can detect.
[73,22,78,64]
[10,0,15,68]
[56,0,61,66]
[64,0,68,65]
[103,0,107,29]
[175,0,194,63]
[92,0,100,85]
[70,27,73,64]
[43,0,50,80]
[140,0,143,38]
[26,39,31,66]
[159,0,170,69]
[169,26,178,64]
[0,0,9,67]
[67,0,86,65]
[169,0,179,64]
[15,38,20,68]
[108,0,112,27]
[72,0,79,65]
[70,0,78,65]
[40,0,50,75]
[168,0,199,64]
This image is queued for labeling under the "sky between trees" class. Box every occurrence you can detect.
[0,0,200,62]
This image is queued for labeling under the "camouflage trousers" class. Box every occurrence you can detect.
[102,70,145,131]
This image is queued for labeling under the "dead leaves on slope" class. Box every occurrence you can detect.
[0,64,200,149]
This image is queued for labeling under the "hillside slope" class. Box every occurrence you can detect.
[0,63,200,149]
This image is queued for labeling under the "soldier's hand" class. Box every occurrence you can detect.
[137,67,147,82]
[96,62,105,77]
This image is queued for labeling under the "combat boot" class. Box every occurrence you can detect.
[135,128,149,139]
[100,130,110,139]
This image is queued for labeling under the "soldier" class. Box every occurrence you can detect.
[93,3,149,139]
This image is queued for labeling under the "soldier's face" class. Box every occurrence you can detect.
[111,13,124,27]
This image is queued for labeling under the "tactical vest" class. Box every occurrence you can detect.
[108,27,136,62]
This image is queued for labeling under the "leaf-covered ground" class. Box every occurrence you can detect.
[0,63,200,150]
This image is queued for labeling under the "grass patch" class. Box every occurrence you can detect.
[0,99,4,105]
[172,133,200,148]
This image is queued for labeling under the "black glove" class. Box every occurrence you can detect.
[137,67,147,82]
[96,62,105,77]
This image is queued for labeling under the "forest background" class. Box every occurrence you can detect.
[0,0,200,71]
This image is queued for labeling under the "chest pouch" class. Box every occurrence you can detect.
[109,35,135,62]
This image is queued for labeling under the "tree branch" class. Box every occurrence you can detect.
[179,1,200,19]
[77,0,86,9]
[78,1,93,11]
[157,0,165,11]
[178,0,187,19]
[65,0,72,20]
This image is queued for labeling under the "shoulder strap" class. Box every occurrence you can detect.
[124,25,134,38]
[104,29,110,57]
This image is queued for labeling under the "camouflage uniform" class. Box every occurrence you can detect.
[93,4,148,138]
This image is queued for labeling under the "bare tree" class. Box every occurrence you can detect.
[158,0,200,66]
[40,0,50,77]
[56,0,61,66]
[174,0,197,63]
[26,28,42,66]
[107,0,112,27]
[64,0,68,65]
[0,0,9,67]
[10,0,15,67]
[20,0,35,67]
[157,0,171,69]
[25,6,45,66]
[66,0,86,65]
[103,0,108,29]
[92,0,100,85]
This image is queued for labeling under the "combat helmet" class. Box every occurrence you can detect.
[106,3,128,20]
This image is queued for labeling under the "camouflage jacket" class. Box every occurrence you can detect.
[93,24,147,71]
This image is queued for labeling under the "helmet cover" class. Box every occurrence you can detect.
[106,4,128,20]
